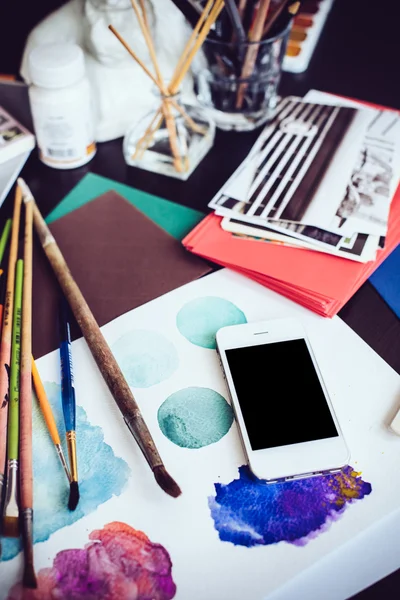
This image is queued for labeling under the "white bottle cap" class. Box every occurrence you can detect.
[29,43,85,89]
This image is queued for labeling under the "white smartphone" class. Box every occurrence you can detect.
[216,318,350,482]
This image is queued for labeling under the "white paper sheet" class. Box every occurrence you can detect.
[1,270,399,600]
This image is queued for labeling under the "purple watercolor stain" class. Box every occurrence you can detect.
[209,465,372,547]
[7,522,176,600]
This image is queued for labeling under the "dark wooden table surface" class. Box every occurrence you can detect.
[0,0,399,598]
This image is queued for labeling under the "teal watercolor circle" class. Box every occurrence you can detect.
[158,387,234,449]
[176,297,247,349]
[112,330,179,388]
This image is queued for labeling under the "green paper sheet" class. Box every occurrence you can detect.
[46,173,204,240]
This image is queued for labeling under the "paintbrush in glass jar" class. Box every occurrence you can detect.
[18,178,181,499]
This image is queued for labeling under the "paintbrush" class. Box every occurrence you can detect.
[59,300,79,510]
[19,192,37,588]
[0,219,12,266]
[262,0,289,36]
[238,0,249,21]
[32,357,71,484]
[169,0,225,95]
[263,0,300,37]
[0,219,12,331]
[236,0,271,108]
[130,0,183,172]
[0,269,5,328]
[2,259,23,538]
[241,0,259,32]
[18,178,181,498]
[109,0,222,168]
[0,187,22,543]
[0,267,4,548]
[225,0,247,44]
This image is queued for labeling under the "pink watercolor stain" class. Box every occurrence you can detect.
[7,522,176,600]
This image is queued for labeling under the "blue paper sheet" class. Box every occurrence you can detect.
[369,245,400,318]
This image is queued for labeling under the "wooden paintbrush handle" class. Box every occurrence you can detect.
[30,203,164,471]
[20,199,34,509]
[236,0,271,109]
[162,100,183,172]
[169,0,225,95]
[170,0,215,86]
[31,357,61,445]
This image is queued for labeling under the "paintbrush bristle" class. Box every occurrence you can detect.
[68,481,80,511]
[23,562,38,589]
[153,465,182,498]
[2,516,20,538]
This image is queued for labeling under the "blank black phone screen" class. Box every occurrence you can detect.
[225,339,338,451]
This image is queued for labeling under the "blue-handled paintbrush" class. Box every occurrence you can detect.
[59,300,79,511]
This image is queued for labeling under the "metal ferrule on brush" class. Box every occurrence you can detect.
[124,415,163,470]
[3,460,19,533]
[21,507,34,548]
[4,460,19,515]
[66,431,78,482]
[21,506,37,589]
[56,443,71,483]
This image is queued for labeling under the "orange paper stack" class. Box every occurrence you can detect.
[183,187,400,317]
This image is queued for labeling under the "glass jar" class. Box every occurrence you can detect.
[123,93,215,180]
[194,21,291,132]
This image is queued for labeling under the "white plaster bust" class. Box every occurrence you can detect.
[20,0,194,141]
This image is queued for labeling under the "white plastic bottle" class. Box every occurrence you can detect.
[28,43,96,169]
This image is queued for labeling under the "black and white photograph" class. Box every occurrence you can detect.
[328,113,400,237]
[304,90,400,238]
[209,97,370,226]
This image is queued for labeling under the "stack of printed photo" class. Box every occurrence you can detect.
[209,92,400,263]
[183,91,400,317]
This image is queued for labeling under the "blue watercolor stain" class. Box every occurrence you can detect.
[176,297,247,349]
[158,387,234,449]
[209,465,372,548]
[112,330,179,388]
[1,382,130,562]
